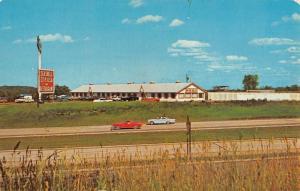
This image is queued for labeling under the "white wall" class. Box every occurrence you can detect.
[208,92,300,101]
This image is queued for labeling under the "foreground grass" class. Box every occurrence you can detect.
[0,101,300,128]
[0,139,298,190]
[0,126,299,150]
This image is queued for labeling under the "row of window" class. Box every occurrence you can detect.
[72,92,204,99]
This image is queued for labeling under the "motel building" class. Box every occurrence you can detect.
[71,82,207,102]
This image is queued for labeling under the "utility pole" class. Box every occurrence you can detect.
[186,115,192,160]
[37,36,42,108]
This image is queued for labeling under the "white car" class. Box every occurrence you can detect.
[93,98,113,103]
[147,117,176,125]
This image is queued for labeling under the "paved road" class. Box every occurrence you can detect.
[0,138,299,163]
[0,118,300,138]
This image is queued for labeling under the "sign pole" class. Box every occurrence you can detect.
[37,36,42,108]
[186,115,192,160]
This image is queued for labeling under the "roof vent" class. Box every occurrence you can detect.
[149,81,155,84]
[175,80,181,83]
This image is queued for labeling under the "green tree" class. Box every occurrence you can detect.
[243,74,259,90]
[54,85,70,96]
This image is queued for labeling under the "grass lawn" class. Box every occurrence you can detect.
[0,101,300,129]
[1,126,299,150]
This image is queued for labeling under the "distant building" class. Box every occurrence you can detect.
[71,82,207,102]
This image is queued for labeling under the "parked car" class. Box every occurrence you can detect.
[142,97,160,102]
[111,121,143,130]
[93,98,113,103]
[147,117,176,125]
[121,96,139,101]
[0,97,8,103]
[15,95,34,103]
[112,97,122,101]
[56,95,69,102]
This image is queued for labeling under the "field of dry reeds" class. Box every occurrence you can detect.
[0,138,299,191]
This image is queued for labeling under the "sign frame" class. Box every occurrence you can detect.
[38,69,55,94]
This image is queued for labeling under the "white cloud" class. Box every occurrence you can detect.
[168,39,218,63]
[129,0,144,8]
[136,15,163,24]
[172,40,210,48]
[291,13,300,21]
[293,59,300,64]
[1,26,12,30]
[226,55,248,62]
[121,18,131,24]
[279,60,287,64]
[83,36,90,41]
[273,12,300,26]
[287,46,300,53]
[12,39,22,44]
[13,33,74,44]
[38,33,74,43]
[249,38,300,46]
[169,19,184,27]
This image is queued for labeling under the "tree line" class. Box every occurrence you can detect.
[0,85,70,101]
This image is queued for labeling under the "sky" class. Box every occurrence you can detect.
[0,0,300,89]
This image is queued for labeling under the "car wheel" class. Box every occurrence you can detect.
[166,121,170,124]
[150,121,154,125]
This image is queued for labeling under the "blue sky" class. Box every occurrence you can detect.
[0,0,299,89]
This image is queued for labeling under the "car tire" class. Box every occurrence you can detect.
[150,121,154,125]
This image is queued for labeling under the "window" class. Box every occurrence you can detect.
[157,93,162,98]
[171,93,176,99]
[185,94,191,98]
[164,93,169,99]
[122,93,126,97]
[151,93,155,98]
[102,93,105,97]
[84,93,87,97]
[199,93,203,98]
[192,94,198,98]
[178,94,184,99]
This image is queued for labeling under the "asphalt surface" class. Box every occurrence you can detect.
[0,138,299,163]
[0,118,300,138]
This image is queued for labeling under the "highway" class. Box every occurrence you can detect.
[0,138,299,163]
[0,118,300,138]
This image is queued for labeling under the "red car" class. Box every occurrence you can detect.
[142,97,160,102]
[111,121,143,130]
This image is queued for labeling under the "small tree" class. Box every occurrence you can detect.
[55,85,70,96]
[243,74,259,90]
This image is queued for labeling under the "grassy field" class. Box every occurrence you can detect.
[1,139,298,190]
[0,101,300,128]
[1,126,299,150]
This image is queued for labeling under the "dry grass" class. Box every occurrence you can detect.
[0,139,299,190]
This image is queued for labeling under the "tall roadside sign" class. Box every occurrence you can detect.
[36,35,55,107]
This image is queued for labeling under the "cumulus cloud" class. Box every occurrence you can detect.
[287,46,300,53]
[1,26,12,30]
[172,40,210,48]
[293,59,300,64]
[136,15,163,24]
[38,33,74,43]
[13,33,74,44]
[226,55,248,62]
[129,0,144,8]
[272,12,300,26]
[249,38,300,46]
[121,18,131,24]
[168,39,218,63]
[169,19,184,27]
